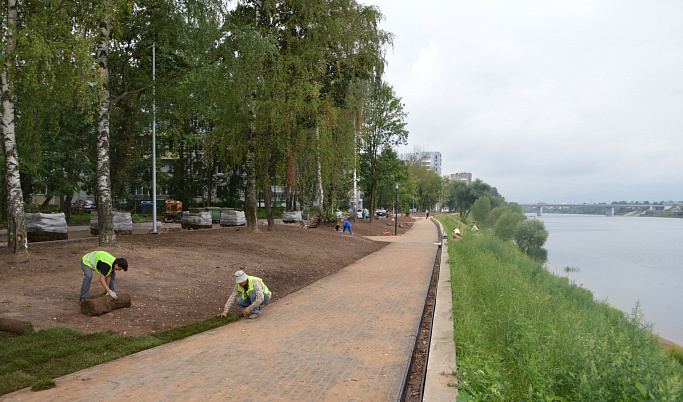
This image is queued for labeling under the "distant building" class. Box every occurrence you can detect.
[450,172,472,185]
[419,151,442,176]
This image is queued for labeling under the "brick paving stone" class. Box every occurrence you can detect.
[2,219,438,402]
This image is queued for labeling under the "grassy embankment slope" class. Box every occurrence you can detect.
[437,215,683,401]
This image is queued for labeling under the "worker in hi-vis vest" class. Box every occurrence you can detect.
[80,251,128,302]
[220,270,272,319]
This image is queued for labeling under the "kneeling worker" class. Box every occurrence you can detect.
[220,270,272,319]
[80,251,128,302]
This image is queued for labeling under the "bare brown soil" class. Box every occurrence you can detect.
[0,217,412,336]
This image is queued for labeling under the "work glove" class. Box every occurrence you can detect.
[107,291,118,299]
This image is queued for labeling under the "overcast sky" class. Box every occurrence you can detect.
[365,0,683,204]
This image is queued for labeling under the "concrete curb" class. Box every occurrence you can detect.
[423,220,458,400]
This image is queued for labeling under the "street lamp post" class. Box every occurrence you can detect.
[395,183,399,236]
[151,42,158,234]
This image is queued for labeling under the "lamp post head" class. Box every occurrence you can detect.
[395,183,399,190]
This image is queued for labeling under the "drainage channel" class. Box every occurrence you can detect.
[400,218,443,401]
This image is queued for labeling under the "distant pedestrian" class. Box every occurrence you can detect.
[426,211,430,218]
[341,218,353,234]
[220,270,272,319]
[363,208,369,219]
[80,251,128,302]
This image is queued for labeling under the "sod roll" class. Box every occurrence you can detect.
[80,293,132,316]
[0,317,34,335]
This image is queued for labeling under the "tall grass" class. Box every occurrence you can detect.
[0,315,239,396]
[438,219,683,400]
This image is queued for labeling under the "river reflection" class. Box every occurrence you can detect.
[537,213,683,346]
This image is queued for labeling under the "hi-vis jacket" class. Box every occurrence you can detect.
[238,276,271,300]
[82,251,116,276]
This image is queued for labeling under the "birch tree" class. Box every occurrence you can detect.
[95,3,116,246]
[1,0,26,252]
[1,0,95,251]
[213,0,280,232]
[313,0,390,220]
[93,0,224,242]
[360,78,408,221]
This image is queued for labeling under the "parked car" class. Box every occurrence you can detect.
[375,208,387,217]
[72,199,96,214]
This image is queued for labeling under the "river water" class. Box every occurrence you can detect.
[536,213,683,346]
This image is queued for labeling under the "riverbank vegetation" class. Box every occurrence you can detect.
[437,215,683,400]
[643,210,683,219]
[523,201,683,217]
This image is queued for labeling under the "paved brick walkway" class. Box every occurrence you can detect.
[3,219,439,402]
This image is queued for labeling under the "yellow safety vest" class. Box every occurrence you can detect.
[238,276,271,300]
[82,251,116,276]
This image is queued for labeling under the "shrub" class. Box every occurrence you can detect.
[494,210,523,241]
[470,196,491,227]
[513,219,548,254]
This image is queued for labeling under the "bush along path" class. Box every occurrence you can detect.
[436,215,683,401]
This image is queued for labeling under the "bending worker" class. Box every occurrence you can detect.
[220,270,272,319]
[452,228,462,240]
[341,218,353,234]
[80,251,128,302]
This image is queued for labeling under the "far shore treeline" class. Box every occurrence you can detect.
[523,201,683,218]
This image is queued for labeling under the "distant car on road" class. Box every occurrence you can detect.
[72,199,96,214]
[375,208,387,217]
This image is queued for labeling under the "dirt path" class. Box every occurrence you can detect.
[0,216,415,336]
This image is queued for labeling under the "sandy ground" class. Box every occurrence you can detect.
[0,216,416,336]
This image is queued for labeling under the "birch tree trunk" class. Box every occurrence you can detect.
[263,176,274,231]
[262,150,274,231]
[352,114,359,223]
[96,16,116,246]
[316,126,324,217]
[368,139,378,223]
[244,139,258,232]
[241,0,262,232]
[1,0,27,253]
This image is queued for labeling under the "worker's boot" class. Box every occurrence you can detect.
[248,313,260,319]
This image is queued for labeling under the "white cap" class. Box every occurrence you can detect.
[234,270,248,284]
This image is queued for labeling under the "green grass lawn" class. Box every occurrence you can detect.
[0,315,240,396]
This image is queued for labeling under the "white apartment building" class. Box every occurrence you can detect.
[420,151,442,176]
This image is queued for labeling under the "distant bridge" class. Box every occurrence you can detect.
[519,203,665,216]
